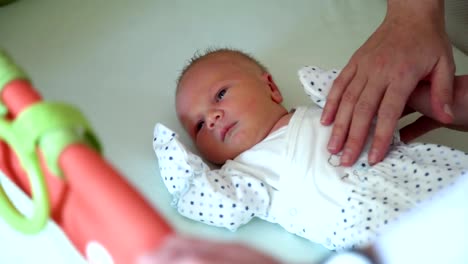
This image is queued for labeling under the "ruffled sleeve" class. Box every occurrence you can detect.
[153,123,271,231]
[298,65,340,108]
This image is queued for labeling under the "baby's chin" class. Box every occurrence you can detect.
[201,134,264,164]
[203,145,251,165]
[205,151,242,165]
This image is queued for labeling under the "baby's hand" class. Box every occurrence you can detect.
[153,123,177,147]
[153,123,194,195]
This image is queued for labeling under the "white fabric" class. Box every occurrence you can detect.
[374,171,468,264]
[299,66,339,108]
[153,124,271,231]
[227,126,288,191]
[153,66,468,250]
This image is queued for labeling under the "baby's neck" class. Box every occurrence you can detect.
[267,109,294,135]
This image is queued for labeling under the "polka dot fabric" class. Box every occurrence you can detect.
[153,124,200,196]
[327,144,468,250]
[297,66,468,249]
[153,123,271,231]
[298,66,340,108]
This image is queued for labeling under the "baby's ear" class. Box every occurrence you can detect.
[262,72,283,104]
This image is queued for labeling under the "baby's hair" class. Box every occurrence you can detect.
[176,47,268,93]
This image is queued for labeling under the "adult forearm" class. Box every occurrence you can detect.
[386,0,445,29]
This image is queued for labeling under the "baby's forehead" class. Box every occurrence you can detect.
[178,55,247,90]
[184,52,256,77]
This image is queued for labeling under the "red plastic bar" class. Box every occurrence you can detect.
[1,79,173,263]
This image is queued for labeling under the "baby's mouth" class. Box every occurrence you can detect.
[221,122,237,142]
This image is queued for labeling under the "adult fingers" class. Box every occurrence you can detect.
[327,71,367,154]
[139,236,280,264]
[369,78,418,164]
[138,236,209,264]
[399,115,442,143]
[430,56,455,124]
[401,106,416,118]
[451,75,468,127]
[339,80,386,166]
[321,63,357,125]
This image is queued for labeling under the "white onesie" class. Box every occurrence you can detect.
[153,66,468,250]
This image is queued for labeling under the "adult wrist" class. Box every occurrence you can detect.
[386,0,445,28]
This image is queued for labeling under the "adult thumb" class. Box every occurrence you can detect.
[430,57,455,124]
[400,115,442,143]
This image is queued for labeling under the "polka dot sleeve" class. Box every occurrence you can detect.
[298,66,340,108]
[153,123,271,231]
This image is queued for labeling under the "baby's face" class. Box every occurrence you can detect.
[176,53,284,164]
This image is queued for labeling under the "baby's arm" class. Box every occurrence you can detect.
[408,75,468,130]
[153,124,271,231]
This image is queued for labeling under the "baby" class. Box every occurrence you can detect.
[153,48,468,250]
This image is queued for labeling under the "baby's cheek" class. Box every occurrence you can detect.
[238,96,257,112]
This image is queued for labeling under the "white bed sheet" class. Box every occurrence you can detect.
[0,1,467,263]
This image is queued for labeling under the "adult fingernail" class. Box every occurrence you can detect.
[340,148,352,165]
[328,136,339,151]
[368,148,379,164]
[444,104,454,118]
[321,113,328,125]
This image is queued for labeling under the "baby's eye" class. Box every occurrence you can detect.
[216,88,227,101]
[196,121,205,133]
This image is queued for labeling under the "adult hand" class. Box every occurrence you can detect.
[137,234,281,264]
[401,75,468,142]
[321,0,455,166]
[400,115,468,143]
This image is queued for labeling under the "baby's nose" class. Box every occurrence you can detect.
[207,110,222,129]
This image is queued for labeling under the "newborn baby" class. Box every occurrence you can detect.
[153,49,468,250]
